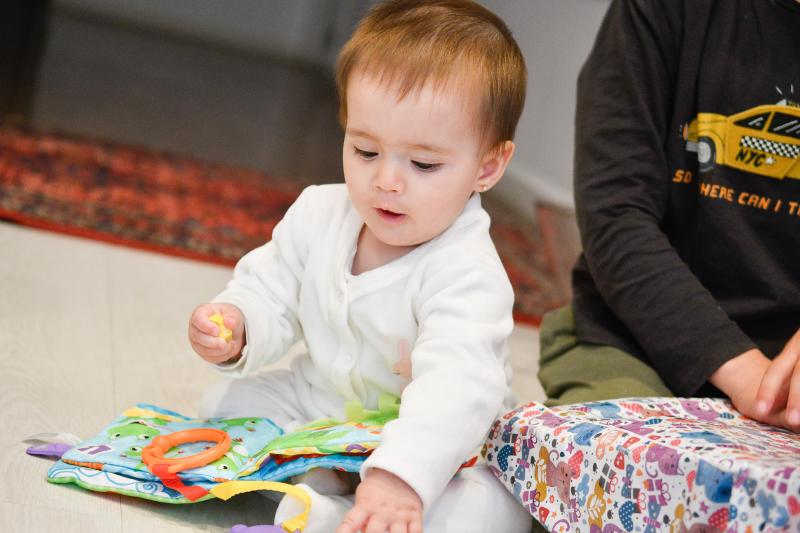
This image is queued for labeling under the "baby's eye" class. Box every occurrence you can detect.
[354,147,378,160]
[412,160,440,172]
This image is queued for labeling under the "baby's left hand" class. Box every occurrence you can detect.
[335,468,422,533]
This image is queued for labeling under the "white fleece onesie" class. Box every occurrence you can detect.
[203,183,530,532]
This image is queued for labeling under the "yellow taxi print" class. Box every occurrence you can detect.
[684,103,800,179]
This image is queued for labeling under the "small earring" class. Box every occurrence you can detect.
[480,185,488,192]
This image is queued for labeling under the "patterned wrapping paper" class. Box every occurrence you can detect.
[483,398,800,533]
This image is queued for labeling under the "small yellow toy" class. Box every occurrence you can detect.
[208,312,233,342]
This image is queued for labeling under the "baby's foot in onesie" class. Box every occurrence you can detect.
[292,467,352,496]
[274,483,353,533]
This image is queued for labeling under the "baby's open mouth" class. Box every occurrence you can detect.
[376,208,405,221]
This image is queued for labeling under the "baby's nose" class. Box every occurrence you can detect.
[374,162,404,193]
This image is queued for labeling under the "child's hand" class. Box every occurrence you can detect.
[710,346,798,432]
[754,329,800,431]
[188,303,245,364]
[336,468,422,533]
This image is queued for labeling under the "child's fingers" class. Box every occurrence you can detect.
[756,350,795,415]
[222,313,240,334]
[189,324,223,348]
[189,325,227,352]
[194,344,236,365]
[389,521,409,533]
[364,516,390,533]
[784,358,800,430]
[336,508,368,533]
[191,308,220,337]
[408,518,423,533]
[748,406,786,429]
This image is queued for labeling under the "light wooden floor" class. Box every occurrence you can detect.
[1,221,544,532]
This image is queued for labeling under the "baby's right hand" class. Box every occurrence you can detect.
[188,303,245,364]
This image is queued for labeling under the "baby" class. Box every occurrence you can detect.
[188,1,531,531]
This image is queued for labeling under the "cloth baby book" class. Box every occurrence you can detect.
[47,397,400,532]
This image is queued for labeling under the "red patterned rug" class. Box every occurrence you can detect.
[0,122,565,325]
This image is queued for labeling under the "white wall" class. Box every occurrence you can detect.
[54,0,368,68]
[54,0,611,211]
[480,0,611,211]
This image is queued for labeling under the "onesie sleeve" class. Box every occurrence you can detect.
[210,186,317,377]
[574,0,754,395]
[360,247,514,510]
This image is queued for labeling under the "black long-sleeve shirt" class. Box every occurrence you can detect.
[571,0,800,396]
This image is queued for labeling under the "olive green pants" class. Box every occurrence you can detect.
[527,305,673,532]
[537,305,673,406]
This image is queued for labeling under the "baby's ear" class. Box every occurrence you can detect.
[475,140,515,193]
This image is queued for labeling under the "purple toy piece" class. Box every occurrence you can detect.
[26,443,73,458]
[230,525,291,533]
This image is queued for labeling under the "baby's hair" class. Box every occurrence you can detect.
[336,0,527,151]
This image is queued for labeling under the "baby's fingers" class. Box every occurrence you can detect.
[336,508,368,533]
[189,326,234,364]
[222,313,240,333]
[189,324,226,349]
[390,521,410,533]
[364,516,390,533]
[191,307,221,337]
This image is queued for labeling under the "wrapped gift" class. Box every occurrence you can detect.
[483,398,800,533]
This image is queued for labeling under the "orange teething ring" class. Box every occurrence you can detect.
[142,428,231,474]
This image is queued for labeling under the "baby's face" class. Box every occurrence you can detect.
[343,72,488,249]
